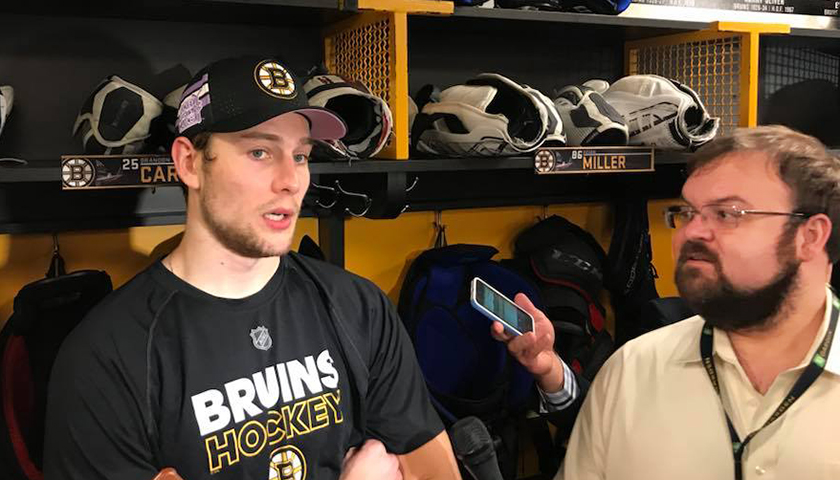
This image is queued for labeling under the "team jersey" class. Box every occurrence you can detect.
[44,253,443,480]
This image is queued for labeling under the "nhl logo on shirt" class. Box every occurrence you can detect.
[250,325,273,351]
[269,445,306,480]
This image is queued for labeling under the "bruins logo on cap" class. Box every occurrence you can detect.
[255,60,297,99]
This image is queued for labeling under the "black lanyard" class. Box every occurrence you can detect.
[700,292,839,480]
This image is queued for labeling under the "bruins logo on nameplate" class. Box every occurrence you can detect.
[534,149,555,173]
[255,60,296,99]
[62,157,95,188]
[268,445,306,480]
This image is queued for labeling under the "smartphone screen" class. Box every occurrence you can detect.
[472,278,534,335]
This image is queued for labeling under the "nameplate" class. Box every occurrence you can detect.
[61,154,179,189]
[534,147,655,175]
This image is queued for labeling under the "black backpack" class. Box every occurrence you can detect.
[503,215,614,383]
[607,198,662,346]
[0,256,111,480]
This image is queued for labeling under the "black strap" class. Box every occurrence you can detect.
[700,291,839,480]
[528,415,559,476]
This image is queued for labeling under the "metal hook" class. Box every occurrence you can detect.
[334,180,364,199]
[334,180,372,204]
[433,211,447,248]
[335,180,372,217]
[309,181,339,209]
[47,232,66,278]
[317,198,338,209]
[538,205,549,222]
[393,177,419,216]
[345,197,372,217]
[406,176,419,193]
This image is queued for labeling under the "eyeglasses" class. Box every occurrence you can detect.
[664,204,812,230]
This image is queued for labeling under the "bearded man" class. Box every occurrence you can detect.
[515,125,840,480]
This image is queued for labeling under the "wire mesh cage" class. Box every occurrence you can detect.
[627,32,744,135]
[758,37,840,146]
[761,41,839,98]
[325,11,407,159]
[327,16,393,105]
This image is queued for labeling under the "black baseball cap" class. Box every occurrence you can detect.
[175,56,347,140]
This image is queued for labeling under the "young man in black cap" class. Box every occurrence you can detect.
[44,56,461,480]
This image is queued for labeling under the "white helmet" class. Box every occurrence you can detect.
[73,76,164,155]
[602,74,719,150]
[554,81,628,146]
[522,82,566,147]
[413,73,564,157]
[0,86,13,139]
[304,74,393,160]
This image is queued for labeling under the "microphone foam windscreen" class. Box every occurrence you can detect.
[450,416,493,460]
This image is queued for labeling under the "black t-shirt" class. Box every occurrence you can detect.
[43,253,443,480]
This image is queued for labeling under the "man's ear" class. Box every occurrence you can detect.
[799,213,832,262]
[172,136,201,191]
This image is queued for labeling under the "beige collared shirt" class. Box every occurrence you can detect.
[558,287,840,480]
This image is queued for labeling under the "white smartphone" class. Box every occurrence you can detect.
[470,277,535,336]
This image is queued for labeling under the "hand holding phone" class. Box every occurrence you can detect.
[478,280,565,392]
[470,277,535,336]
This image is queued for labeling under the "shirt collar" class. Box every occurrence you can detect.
[672,286,840,375]
[671,315,704,365]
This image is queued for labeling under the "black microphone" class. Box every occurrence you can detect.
[449,416,504,480]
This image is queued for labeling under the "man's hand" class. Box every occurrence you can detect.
[340,439,402,480]
[490,293,565,393]
[152,468,184,480]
